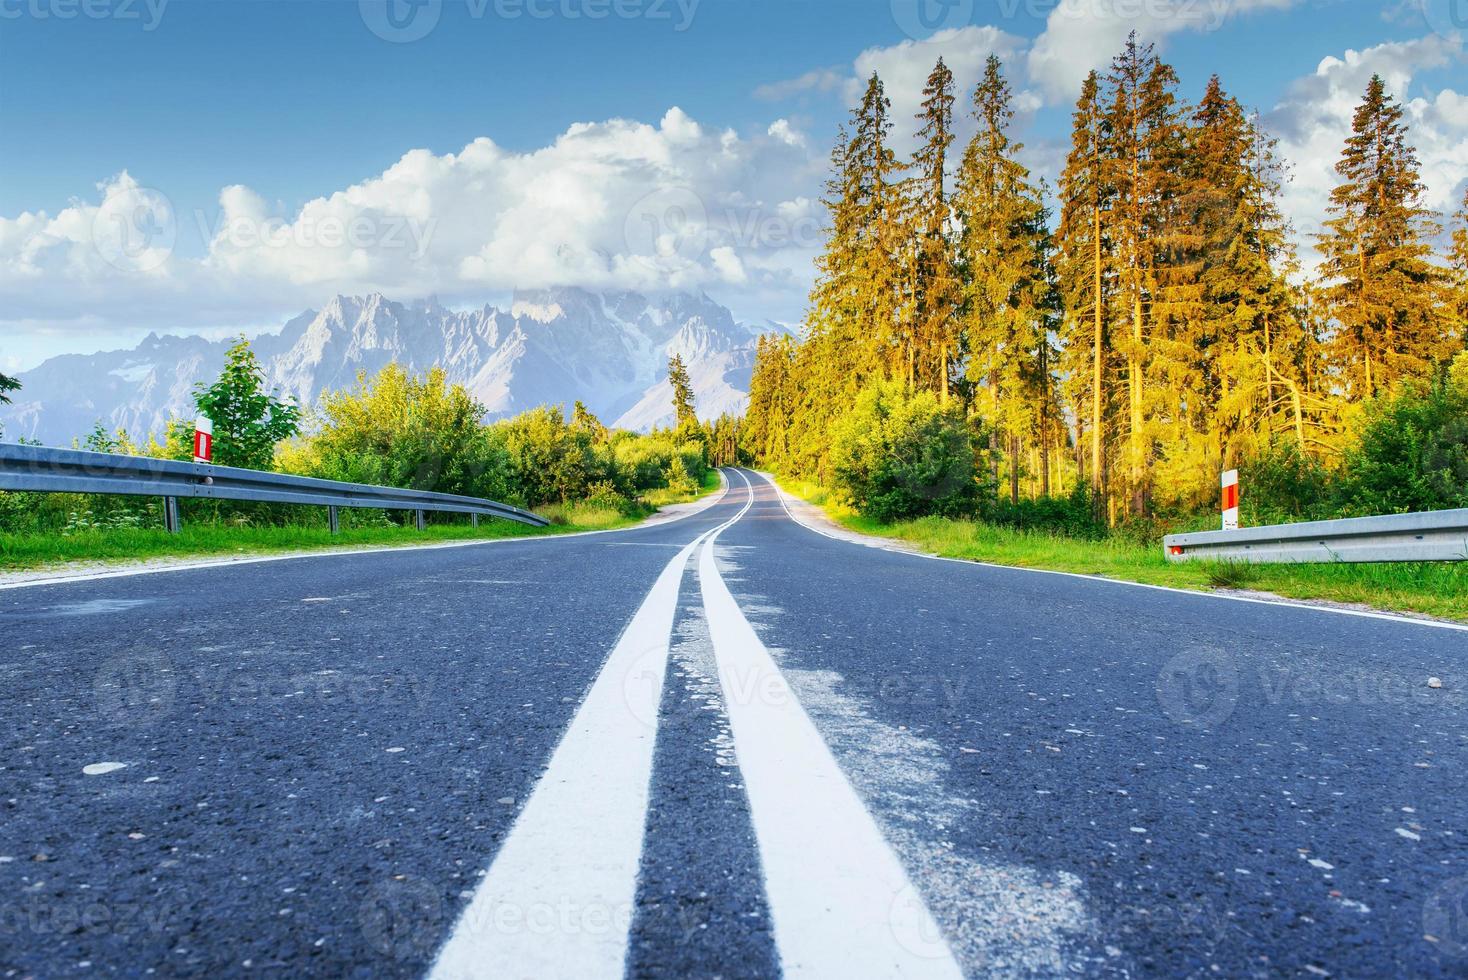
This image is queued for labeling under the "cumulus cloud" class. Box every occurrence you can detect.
[1264,35,1468,270]
[0,107,828,352]
[1027,0,1301,104]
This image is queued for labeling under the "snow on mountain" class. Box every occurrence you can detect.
[1,289,792,445]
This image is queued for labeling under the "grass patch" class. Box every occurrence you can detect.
[641,468,723,509]
[776,476,1468,624]
[0,472,724,575]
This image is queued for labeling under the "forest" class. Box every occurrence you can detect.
[741,34,1468,532]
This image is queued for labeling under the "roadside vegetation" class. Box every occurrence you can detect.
[735,41,1468,622]
[782,478,1468,622]
[0,342,727,573]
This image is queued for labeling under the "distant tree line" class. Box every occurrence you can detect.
[0,340,728,536]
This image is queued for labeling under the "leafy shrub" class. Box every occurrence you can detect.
[979,481,1107,539]
[303,365,515,502]
[829,381,977,523]
[1239,441,1335,526]
[493,405,618,506]
[583,480,639,517]
[1334,369,1468,515]
[612,433,707,494]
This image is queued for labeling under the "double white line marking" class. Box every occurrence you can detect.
[431,470,962,979]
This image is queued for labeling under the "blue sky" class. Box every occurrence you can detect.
[1,0,1465,370]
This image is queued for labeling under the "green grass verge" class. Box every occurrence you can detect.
[640,468,723,508]
[776,477,1468,624]
[0,472,723,575]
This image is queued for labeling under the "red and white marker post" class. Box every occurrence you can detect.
[193,417,214,464]
[1221,469,1240,531]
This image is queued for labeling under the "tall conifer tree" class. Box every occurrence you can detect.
[1316,75,1454,398]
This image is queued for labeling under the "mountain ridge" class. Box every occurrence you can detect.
[2,289,790,445]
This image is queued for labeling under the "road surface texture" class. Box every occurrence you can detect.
[2,469,1465,978]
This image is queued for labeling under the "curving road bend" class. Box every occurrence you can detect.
[1,469,1464,977]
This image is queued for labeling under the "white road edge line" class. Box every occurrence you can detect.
[0,474,732,593]
[749,469,1468,635]
[699,469,965,979]
[428,474,751,980]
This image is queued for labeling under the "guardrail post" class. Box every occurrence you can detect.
[163,497,180,535]
[415,509,426,532]
[328,506,340,535]
[472,514,479,529]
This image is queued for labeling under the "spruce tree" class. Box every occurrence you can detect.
[1450,188,1468,343]
[1316,74,1454,398]
[905,58,959,398]
[667,354,698,431]
[847,72,904,381]
[1105,33,1182,516]
[955,55,1056,502]
[1172,77,1315,475]
[1056,69,1114,512]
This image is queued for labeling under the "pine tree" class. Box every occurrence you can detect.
[742,333,798,465]
[1105,33,1183,516]
[904,58,960,398]
[955,55,1057,503]
[1164,77,1318,490]
[1449,188,1468,343]
[1316,74,1455,398]
[0,372,18,406]
[667,354,698,432]
[791,74,905,479]
[848,72,905,381]
[571,400,609,442]
[1056,69,1114,512]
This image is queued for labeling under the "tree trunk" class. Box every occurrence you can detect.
[1090,210,1104,517]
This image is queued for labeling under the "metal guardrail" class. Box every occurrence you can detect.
[0,443,549,532]
[1164,508,1468,564]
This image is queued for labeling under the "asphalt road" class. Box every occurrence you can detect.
[2,469,1465,978]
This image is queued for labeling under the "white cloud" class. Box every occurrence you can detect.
[1264,35,1468,271]
[0,108,828,355]
[1027,0,1301,104]
[754,67,848,101]
[758,26,1032,153]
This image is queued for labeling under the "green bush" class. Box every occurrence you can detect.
[830,381,977,522]
[1334,371,1468,515]
[493,405,618,506]
[979,482,1107,539]
[1239,441,1336,526]
[612,433,707,494]
[297,364,515,503]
